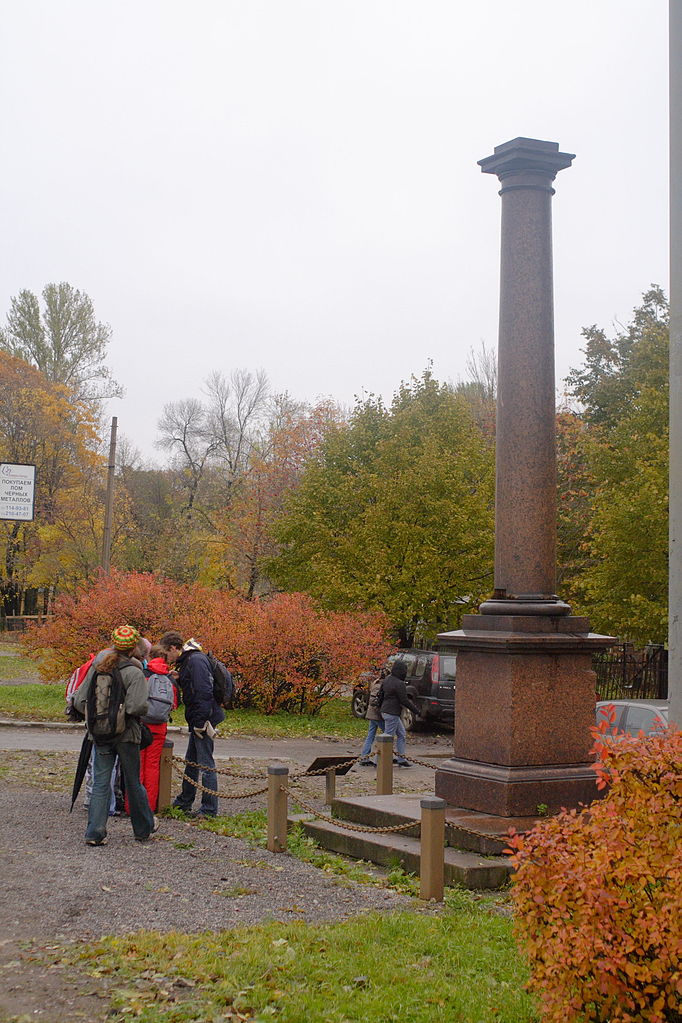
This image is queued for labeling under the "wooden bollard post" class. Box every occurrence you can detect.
[420,796,446,902]
[324,767,336,805]
[376,734,394,795]
[267,765,289,852]
[157,739,174,812]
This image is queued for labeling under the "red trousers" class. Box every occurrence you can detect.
[125,722,167,814]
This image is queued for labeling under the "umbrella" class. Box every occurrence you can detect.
[70,733,93,812]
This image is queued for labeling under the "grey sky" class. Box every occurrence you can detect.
[0,1,668,459]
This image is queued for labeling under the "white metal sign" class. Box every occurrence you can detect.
[0,463,36,521]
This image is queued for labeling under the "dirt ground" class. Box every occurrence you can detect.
[0,749,427,1023]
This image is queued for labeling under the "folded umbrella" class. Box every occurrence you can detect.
[70,733,93,812]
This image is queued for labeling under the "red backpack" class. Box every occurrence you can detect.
[65,653,96,701]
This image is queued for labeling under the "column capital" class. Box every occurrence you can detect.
[478,137,575,181]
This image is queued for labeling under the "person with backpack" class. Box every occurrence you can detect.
[126,645,178,813]
[72,624,158,846]
[158,632,225,818]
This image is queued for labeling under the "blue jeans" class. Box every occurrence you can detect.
[85,747,118,814]
[85,741,154,843]
[360,718,382,757]
[381,714,407,757]
[174,730,218,816]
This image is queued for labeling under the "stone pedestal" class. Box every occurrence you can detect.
[435,615,612,816]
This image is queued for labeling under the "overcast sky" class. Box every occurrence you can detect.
[0,1,669,460]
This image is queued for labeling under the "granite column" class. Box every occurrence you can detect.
[435,138,613,817]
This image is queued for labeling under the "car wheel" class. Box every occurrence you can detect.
[351,690,369,719]
[400,706,422,732]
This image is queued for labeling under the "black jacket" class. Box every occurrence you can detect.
[380,673,419,717]
[177,649,225,730]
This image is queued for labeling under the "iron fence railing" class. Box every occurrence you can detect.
[593,643,668,701]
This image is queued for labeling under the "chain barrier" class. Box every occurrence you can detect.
[171,760,268,800]
[172,754,501,844]
[282,785,418,834]
[401,753,439,770]
[174,755,264,780]
[290,756,361,780]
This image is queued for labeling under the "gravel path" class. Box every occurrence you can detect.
[0,752,422,1021]
[1,784,412,942]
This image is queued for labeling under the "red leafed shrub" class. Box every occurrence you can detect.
[507,719,682,1023]
[228,592,392,714]
[24,572,393,714]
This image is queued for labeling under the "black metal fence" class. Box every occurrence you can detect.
[593,644,668,701]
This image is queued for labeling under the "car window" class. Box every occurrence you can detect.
[413,655,429,679]
[622,705,664,736]
[396,653,416,676]
[596,704,628,733]
[438,655,456,682]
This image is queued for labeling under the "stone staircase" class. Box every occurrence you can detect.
[289,793,525,890]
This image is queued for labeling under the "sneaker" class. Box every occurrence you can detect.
[152,816,160,833]
[396,758,413,768]
[85,837,107,846]
[359,758,376,767]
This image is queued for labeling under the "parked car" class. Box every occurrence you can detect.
[595,699,669,737]
[351,649,456,731]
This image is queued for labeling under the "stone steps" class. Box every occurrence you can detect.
[288,793,513,890]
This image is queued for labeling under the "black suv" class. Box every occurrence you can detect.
[351,649,456,731]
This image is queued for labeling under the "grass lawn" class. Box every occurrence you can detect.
[0,676,366,739]
[70,906,534,1023]
[0,640,41,682]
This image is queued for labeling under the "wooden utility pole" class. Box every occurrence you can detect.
[101,416,118,574]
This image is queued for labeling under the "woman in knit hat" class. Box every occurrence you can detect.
[73,625,159,846]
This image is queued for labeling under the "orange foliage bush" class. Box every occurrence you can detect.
[24,571,393,714]
[507,719,682,1023]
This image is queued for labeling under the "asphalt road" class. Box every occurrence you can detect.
[0,721,451,769]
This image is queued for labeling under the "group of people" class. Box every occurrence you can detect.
[359,659,418,767]
[70,625,226,847]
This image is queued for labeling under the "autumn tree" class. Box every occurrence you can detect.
[563,287,669,643]
[270,371,495,644]
[0,351,104,612]
[207,399,343,597]
[0,283,121,401]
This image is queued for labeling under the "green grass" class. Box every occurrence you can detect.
[68,908,535,1022]
[0,677,366,739]
[0,641,40,682]
[0,682,67,720]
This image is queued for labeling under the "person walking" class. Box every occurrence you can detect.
[379,660,419,767]
[358,666,388,766]
[159,632,225,818]
[73,625,157,845]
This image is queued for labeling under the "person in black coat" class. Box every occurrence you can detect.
[379,660,419,767]
[159,632,225,817]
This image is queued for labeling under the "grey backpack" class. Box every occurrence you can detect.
[143,671,175,724]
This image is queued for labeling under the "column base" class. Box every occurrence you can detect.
[436,614,614,817]
[435,758,600,817]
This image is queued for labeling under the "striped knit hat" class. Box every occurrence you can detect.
[111,624,140,651]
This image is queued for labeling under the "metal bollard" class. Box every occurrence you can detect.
[376,734,394,795]
[419,796,446,902]
[267,765,289,852]
[324,767,336,805]
[157,739,174,812]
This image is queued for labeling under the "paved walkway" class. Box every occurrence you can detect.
[0,721,451,774]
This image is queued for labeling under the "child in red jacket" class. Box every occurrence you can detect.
[125,645,178,813]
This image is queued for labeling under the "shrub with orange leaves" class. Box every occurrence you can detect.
[24,571,393,714]
[507,718,682,1023]
[229,592,392,714]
